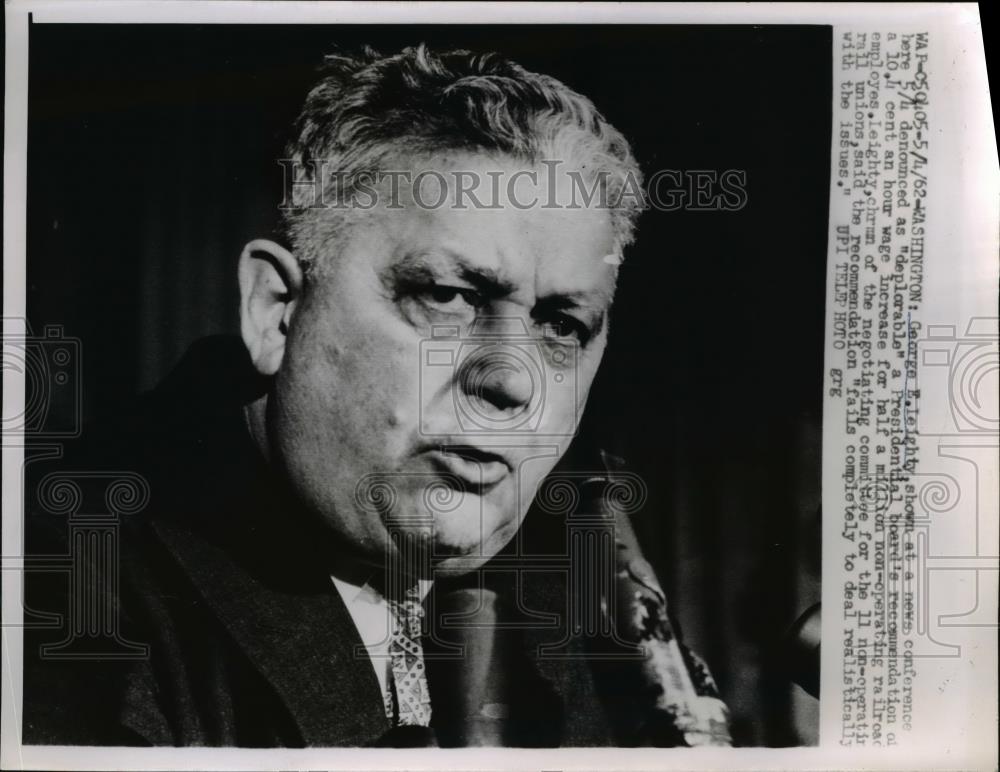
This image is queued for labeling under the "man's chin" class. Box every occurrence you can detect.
[365,494,520,578]
[424,516,518,577]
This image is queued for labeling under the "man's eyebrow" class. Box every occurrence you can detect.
[536,289,613,310]
[387,250,516,297]
[387,249,612,333]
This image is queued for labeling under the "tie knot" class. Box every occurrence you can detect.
[388,587,425,633]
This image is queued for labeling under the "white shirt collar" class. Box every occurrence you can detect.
[331,575,433,605]
[330,574,433,700]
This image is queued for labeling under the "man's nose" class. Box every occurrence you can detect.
[460,347,535,413]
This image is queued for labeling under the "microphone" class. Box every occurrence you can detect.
[583,450,733,747]
[425,587,511,746]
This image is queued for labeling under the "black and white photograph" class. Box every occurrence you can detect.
[3,3,996,770]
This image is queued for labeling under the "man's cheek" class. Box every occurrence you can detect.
[538,380,586,434]
[513,458,556,511]
[322,330,414,429]
[572,356,604,416]
[379,349,423,437]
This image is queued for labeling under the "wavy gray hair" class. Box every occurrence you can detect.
[282,44,644,274]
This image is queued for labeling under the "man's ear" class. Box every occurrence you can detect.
[238,239,303,376]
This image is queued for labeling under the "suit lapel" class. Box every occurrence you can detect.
[125,341,391,746]
[150,517,390,746]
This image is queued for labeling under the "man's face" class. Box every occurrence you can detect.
[269,152,618,577]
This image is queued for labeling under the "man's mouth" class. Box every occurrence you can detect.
[424,444,511,492]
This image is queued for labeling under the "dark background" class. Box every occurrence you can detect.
[27,23,830,746]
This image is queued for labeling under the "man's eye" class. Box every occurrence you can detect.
[543,315,589,344]
[420,285,483,312]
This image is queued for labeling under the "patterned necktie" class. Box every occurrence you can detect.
[385,586,432,726]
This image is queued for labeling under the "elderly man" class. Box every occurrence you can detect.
[24,44,727,747]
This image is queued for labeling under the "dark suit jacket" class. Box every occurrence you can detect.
[23,337,619,747]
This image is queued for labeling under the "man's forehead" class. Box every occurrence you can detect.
[379,193,618,304]
[383,149,616,210]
